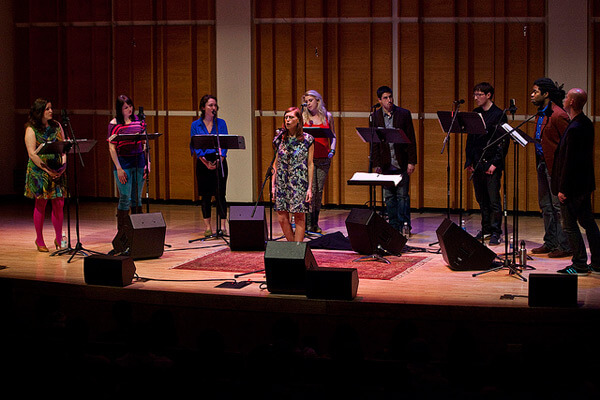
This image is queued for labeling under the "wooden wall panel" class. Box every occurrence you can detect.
[253,0,550,211]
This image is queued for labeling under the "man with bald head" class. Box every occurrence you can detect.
[551,88,600,274]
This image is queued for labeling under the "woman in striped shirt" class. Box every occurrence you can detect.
[108,95,148,233]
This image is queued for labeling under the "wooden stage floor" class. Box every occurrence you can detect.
[2,199,600,398]
[2,199,599,308]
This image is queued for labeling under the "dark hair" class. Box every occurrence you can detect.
[377,86,393,99]
[283,107,304,140]
[534,77,565,105]
[115,95,135,125]
[199,94,218,119]
[473,82,494,98]
[27,98,58,132]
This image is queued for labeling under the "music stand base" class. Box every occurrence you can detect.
[353,254,391,264]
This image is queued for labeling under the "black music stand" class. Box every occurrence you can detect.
[473,116,538,281]
[189,134,246,244]
[437,110,486,222]
[355,127,410,211]
[347,172,403,263]
[52,138,100,262]
[110,132,162,213]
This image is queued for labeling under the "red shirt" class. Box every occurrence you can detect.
[304,119,331,158]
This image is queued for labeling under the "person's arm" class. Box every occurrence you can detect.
[108,122,128,184]
[305,142,314,202]
[25,127,57,178]
[327,112,337,158]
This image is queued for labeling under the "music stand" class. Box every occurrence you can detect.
[51,138,100,262]
[355,127,410,211]
[189,134,246,244]
[473,116,538,281]
[437,110,486,220]
[347,172,402,263]
[110,132,162,213]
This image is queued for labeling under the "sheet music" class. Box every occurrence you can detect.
[502,123,528,147]
[349,172,402,186]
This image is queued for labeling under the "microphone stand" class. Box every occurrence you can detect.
[429,101,461,247]
[252,131,281,242]
[138,107,151,213]
[55,111,103,262]
[473,111,539,280]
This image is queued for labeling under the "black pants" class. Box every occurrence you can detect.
[560,192,600,267]
[196,157,228,220]
[472,168,502,235]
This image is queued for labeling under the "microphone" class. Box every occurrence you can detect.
[371,103,381,109]
[61,109,69,124]
[453,99,465,104]
[300,103,308,107]
[273,128,285,146]
[509,99,517,120]
[138,106,145,121]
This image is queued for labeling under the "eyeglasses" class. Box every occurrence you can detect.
[473,92,486,97]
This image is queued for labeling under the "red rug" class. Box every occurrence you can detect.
[173,249,429,280]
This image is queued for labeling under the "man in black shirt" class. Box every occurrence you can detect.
[464,82,508,245]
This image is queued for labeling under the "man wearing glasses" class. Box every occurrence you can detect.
[464,82,508,245]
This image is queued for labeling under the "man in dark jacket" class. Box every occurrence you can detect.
[552,88,600,275]
[464,82,508,245]
[371,86,417,233]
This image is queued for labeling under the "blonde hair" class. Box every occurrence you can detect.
[301,90,328,124]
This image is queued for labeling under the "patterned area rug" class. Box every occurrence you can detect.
[173,248,429,280]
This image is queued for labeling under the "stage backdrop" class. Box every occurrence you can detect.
[11,0,600,212]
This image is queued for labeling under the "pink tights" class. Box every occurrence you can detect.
[34,198,64,247]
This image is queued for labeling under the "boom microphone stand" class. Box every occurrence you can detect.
[52,110,101,262]
[473,107,539,280]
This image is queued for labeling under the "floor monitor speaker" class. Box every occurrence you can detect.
[264,241,318,294]
[528,273,578,307]
[435,218,496,271]
[229,205,268,251]
[306,267,359,300]
[112,212,166,260]
[84,255,136,287]
[345,208,406,256]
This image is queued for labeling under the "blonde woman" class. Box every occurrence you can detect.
[301,90,336,233]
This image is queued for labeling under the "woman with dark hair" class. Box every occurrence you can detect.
[301,89,336,233]
[108,95,148,234]
[190,94,229,237]
[24,98,67,252]
[272,107,314,241]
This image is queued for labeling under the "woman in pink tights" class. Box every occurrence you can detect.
[24,98,67,252]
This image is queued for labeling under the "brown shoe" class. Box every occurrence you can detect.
[531,245,552,254]
[548,250,573,258]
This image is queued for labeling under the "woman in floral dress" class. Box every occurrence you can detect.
[272,107,314,242]
[24,98,67,252]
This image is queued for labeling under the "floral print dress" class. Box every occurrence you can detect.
[274,132,314,213]
[24,125,66,199]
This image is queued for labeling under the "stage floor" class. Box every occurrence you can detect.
[1,199,600,309]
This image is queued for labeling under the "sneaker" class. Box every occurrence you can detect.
[475,231,491,240]
[589,264,600,274]
[488,233,501,245]
[531,244,552,254]
[548,249,573,258]
[557,265,590,275]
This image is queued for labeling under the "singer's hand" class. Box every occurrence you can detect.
[486,165,496,175]
[117,168,128,184]
[558,192,567,203]
[305,187,313,203]
[407,164,415,176]
[466,165,474,173]
[375,167,382,174]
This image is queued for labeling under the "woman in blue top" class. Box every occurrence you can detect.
[190,94,228,236]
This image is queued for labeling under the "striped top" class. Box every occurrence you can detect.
[107,118,146,169]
